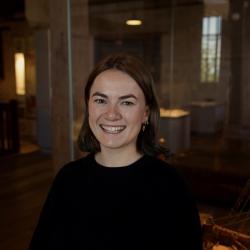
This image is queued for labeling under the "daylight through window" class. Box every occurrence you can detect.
[201,16,222,83]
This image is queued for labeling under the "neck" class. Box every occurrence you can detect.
[95,147,143,167]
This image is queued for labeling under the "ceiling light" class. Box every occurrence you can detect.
[126,19,142,26]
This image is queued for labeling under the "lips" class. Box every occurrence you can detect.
[100,124,126,134]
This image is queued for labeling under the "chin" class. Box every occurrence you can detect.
[100,141,124,149]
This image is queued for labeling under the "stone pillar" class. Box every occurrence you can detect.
[49,0,93,171]
[241,0,250,131]
[35,29,52,152]
[49,0,73,171]
[160,33,171,108]
[71,0,94,159]
[26,0,52,151]
[228,0,243,126]
[226,0,250,138]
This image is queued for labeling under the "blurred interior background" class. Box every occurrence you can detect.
[0,0,250,249]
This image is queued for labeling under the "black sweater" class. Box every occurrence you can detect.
[29,154,203,250]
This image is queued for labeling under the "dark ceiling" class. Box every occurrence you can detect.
[89,0,203,6]
[0,0,203,22]
[0,0,25,21]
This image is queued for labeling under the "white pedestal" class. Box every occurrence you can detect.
[159,109,190,154]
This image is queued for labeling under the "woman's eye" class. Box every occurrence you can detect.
[94,99,106,104]
[121,101,134,106]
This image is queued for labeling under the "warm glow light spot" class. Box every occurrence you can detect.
[15,53,25,95]
[160,108,189,118]
[126,19,142,26]
[212,245,232,250]
[159,137,165,144]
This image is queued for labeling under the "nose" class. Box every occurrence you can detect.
[105,104,121,121]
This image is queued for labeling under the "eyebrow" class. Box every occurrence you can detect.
[92,92,107,99]
[92,92,137,100]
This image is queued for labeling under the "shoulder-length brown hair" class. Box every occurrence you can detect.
[78,53,168,157]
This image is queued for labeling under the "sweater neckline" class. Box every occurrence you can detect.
[89,153,147,176]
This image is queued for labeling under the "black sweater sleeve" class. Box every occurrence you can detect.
[172,174,203,249]
[28,165,71,250]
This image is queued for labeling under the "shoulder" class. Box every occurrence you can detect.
[45,154,95,198]
[143,155,181,179]
[53,153,94,185]
[143,155,190,192]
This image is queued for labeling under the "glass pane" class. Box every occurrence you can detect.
[82,2,250,232]
[209,16,218,35]
[203,17,209,35]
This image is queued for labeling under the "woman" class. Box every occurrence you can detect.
[29,53,203,250]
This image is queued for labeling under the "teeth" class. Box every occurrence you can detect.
[100,125,125,134]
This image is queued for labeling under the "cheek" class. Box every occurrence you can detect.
[123,108,146,124]
[88,103,99,119]
[88,104,97,126]
[88,105,105,129]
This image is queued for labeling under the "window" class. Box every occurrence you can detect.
[201,16,221,83]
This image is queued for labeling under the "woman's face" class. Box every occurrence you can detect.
[88,69,149,154]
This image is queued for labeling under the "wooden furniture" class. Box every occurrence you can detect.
[0,99,20,155]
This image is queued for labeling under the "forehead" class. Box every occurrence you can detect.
[90,69,143,95]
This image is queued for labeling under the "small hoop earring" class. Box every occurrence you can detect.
[142,120,148,132]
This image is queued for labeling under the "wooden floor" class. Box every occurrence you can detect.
[0,151,53,250]
[0,133,249,250]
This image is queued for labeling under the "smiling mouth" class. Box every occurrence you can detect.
[100,125,126,134]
